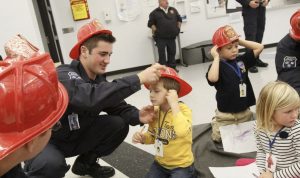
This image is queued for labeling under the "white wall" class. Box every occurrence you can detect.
[0,0,299,72]
[48,0,299,71]
[0,0,44,57]
[49,0,157,71]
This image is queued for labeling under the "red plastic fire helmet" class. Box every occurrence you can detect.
[69,19,112,60]
[290,9,300,41]
[144,67,192,98]
[212,25,239,49]
[0,53,68,160]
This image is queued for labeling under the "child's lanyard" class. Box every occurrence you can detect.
[266,127,284,170]
[268,126,285,154]
[157,108,170,138]
[221,60,243,83]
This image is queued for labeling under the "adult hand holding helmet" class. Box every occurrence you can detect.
[137,63,166,85]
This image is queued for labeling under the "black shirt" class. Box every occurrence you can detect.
[276,34,300,94]
[206,50,256,113]
[148,7,182,39]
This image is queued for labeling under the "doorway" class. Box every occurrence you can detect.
[32,0,64,64]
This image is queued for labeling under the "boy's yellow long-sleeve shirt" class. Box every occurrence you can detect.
[143,102,194,169]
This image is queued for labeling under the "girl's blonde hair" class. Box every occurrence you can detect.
[256,81,300,132]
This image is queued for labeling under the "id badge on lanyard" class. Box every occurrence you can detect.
[266,127,284,172]
[154,109,169,157]
[239,83,247,97]
[265,153,277,172]
[154,139,164,157]
[68,113,80,131]
[222,60,246,97]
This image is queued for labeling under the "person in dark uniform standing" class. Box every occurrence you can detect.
[236,0,269,73]
[0,54,68,178]
[24,19,165,178]
[148,0,182,72]
[276,9,300,95]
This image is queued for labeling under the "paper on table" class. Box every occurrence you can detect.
[209,162,259,178]
[220,121,256,153]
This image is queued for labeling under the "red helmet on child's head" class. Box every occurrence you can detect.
[290,9,300,41]
[144,67,192,97]
[212,25,239,49]
[0,53,68,160]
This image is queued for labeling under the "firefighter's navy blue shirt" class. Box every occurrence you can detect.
[52,60,142,143]
[276,34,300,94]
[0,164,27,178]
[148,7,182,39]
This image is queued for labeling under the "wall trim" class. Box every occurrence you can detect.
[239,43,277,53]
[106,43,278,76]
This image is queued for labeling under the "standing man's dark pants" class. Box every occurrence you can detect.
[242,6,267,71]
[242,7,265,46]
[156,38,176,69]
[24,115,129,178]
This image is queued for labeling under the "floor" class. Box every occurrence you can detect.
[65,47,277,178]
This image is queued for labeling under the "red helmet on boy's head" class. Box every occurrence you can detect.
[290,9,300,41]
[144,67,192,98]
[212,25,239,49]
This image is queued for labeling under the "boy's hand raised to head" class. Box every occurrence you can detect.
[166,90,179,106]
[262,0,269,7]
[137,63,166,85]
[249,0,259,8]
[166,90,180,115]
[210,46,220,60]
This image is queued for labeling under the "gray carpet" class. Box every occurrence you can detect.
[192,123,256,178]
[102,142,154,178]
[102,124,256,178]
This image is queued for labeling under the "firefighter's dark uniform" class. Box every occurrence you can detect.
[236,0,267,71]
[1,164,28,178]
[148,6,182,69]
[24,59,142,178]
[276,34,300,95]
[236,0,266,44]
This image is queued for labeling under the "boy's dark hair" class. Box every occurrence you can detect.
[161,77,180,94]
[81,34,116,54]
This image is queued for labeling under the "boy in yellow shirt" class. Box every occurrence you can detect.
[132,67,194,178]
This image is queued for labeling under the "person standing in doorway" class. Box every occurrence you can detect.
[236,0,269,73]
[148,0,182,72]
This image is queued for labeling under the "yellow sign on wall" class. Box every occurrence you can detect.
[70,0,90,21]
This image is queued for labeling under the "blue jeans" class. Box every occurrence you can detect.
[145,161,195,178]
